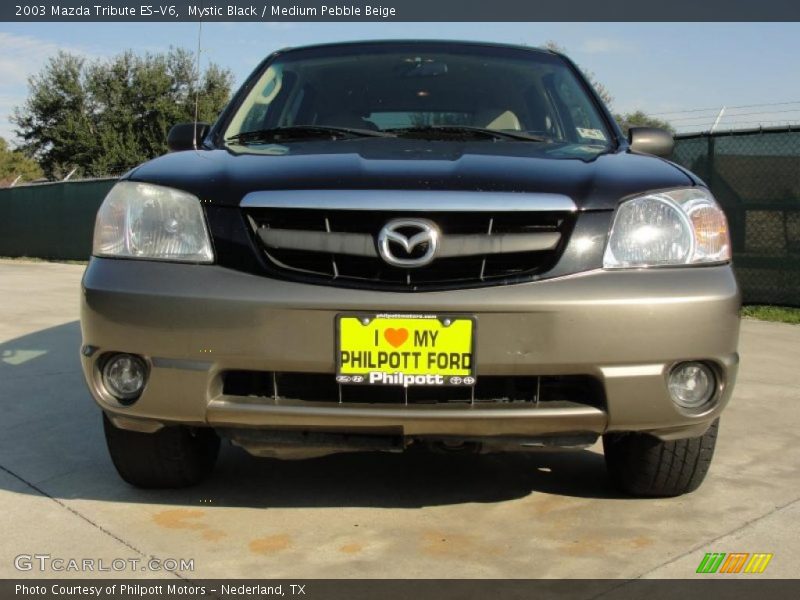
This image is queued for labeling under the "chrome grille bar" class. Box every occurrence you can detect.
[258,228,561,257]
[241,189,577,212]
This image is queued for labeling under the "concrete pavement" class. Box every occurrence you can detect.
[1,260,798,579]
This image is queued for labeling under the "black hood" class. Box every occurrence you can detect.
[126,139,698,211]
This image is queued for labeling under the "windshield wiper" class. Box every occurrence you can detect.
[386,126,550,142]
[226,125,395,144]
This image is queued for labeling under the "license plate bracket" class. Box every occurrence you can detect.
[336,313,476,386]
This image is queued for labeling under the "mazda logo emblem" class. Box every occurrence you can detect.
[377,218,440,267]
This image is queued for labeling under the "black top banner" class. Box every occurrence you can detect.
[3,0,800,22]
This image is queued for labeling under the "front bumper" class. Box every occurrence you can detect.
[80,258,740,443]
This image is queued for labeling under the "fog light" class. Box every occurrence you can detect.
[102,354,147,402]
[668,362,715,409]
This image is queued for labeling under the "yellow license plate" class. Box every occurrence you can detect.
[336,314,476,386]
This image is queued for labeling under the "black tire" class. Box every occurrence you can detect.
[103,413,220,489]
[603,419,719,497]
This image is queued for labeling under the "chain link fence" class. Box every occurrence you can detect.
[672,127,800,306]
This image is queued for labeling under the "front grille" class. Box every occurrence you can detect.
[221,371,605,409]
[245,207,574,291]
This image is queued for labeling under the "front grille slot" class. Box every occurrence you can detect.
[245,208,574,290]
[222,371,604,409]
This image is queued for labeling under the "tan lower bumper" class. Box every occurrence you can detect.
[82,258,741,441]
[205,398,607,437]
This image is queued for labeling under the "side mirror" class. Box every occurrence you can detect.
[167,122,210,152]
[628,127,674,158]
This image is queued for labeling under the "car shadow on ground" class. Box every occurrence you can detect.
[0,321,631,509]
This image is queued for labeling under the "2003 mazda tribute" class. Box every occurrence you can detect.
[80,40,740,496]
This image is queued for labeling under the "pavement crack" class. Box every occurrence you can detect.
[587,494,800,598]
[640,494,800,577]
[0,461,188,581]
[0,462,148,557]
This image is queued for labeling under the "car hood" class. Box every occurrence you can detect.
[126,139,698,211]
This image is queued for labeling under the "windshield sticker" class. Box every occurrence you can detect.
[577,128,607,141]
[229,144,289,156]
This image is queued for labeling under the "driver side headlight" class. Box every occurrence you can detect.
[93,181,214,263]
[603,188,730,268]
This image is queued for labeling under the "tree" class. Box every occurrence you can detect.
[12,48,233,179]
[543,41,614,107]
[542,41,673,134]
[614,110,676,136]
[0,137,43,185]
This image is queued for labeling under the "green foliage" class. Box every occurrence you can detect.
[542,41,673,135]
[741,305,800,325]
[614,110,676,136]
[12,48,233,179]
[542,40,614,107]
[0,137,43,184]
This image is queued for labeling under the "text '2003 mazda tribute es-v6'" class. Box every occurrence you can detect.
[81,40,740,496]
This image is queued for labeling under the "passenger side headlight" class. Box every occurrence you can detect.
[603,188,730,268]
[93,182,213,263]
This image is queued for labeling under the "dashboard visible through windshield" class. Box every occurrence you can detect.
[222,42,613,149]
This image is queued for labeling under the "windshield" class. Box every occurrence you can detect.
[223,43,613,148]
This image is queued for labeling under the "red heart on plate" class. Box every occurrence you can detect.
[384,327,409,348]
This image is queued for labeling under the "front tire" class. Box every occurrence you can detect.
[603,419,719,497]
[103,414,220,488]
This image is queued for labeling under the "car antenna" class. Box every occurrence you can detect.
[193,18,203,150]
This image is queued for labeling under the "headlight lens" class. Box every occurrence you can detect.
[93,182,213,263]
[603,188,730,268]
